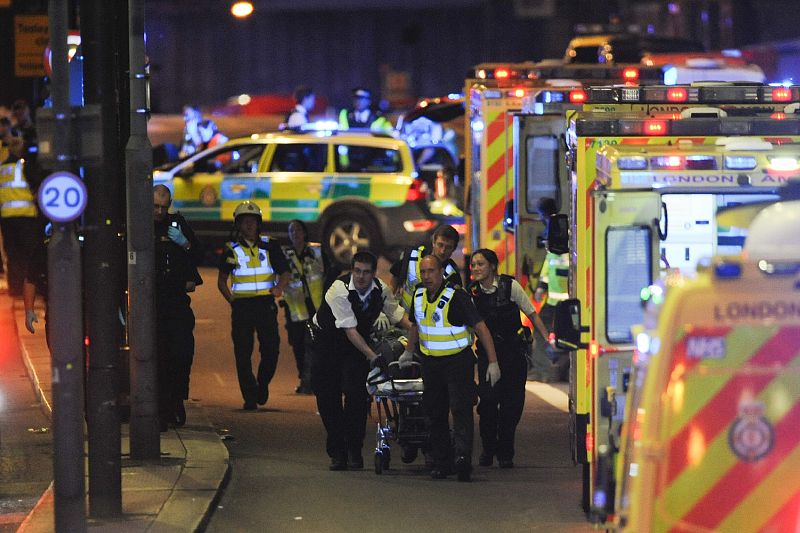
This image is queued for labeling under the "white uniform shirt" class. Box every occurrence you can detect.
[477,277,537,317]
[316,277,405,329]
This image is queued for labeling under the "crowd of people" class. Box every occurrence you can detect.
[4,91,563,482]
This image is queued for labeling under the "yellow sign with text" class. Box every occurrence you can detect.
[15,15,49,77]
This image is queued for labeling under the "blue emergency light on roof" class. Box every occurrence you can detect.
[714,261,742,279]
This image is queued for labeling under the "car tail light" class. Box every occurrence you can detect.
[569,89,587,103]
[405,179,428,202]
[403,219,437,232]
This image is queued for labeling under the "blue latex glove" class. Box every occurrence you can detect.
[168,225,189,248]
[373,313,391,333]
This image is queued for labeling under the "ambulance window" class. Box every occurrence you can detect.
[335,145,402,173]
[194,144,265,174]
[525,136,560,214]
[606,226,652,344]
[269,144,327,173]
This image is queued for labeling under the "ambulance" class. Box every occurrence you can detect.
[554,109,800,512]
[604,194,800,532]
[464,61,664,286]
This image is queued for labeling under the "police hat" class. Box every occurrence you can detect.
[352,88,371,99]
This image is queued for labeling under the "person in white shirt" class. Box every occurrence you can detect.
[310,250,411,471]
[285,86,315,129]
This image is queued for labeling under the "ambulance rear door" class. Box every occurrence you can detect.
[590,190,661,455]
[512,113,569,292]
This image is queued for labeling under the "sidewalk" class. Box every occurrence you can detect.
[11,298,230,532]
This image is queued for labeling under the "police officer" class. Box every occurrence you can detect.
[338,87,392,132]
[0,143,38,298]
[533,197,569,381]
[281,219,327,394]
[311,250,410,471]
[468,248,552,468]
[390,224,462,313]
[218,201,290,410]
[284,86,315,130]
[400,255,499,481]
[153,184,203,430]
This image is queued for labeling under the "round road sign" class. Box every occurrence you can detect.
[38,171,88,223]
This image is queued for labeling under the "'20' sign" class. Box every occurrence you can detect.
[37,171,88,222]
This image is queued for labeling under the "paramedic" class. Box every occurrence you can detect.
[390,224,462,313]
[400,254,499,481]
[310,250,410,471]
[469,248,551,468]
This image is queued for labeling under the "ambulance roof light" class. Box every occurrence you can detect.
[494,67,510,80]
[644,119,668,136]
[666,87,688,102]
[513,88,526,98]
[772,87,793,102]
[569,89,587,103]
[714,261,742,278]
[622,67,640,82]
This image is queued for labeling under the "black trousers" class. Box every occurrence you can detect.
[0,216,38,296]
[477,337,528,461]
[283,308,311,385]
[156,294,195,420]
[421,348,476,468]
[231,295,279,405]
[311,334,370,460]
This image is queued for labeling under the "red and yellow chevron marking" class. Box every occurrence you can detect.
[652,326,800,533]
[482,109,515,274]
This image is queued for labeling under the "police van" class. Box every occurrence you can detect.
[605,197,800,532]
[153,130,462,266]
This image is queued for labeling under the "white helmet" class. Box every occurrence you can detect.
[233,201,262,224]
[743,200,800,262]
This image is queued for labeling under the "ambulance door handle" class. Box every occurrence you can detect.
[655,201,668,241]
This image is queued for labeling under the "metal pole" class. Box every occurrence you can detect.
[127,0,159,459]
[47,0,86,530]
[82,0,123,516]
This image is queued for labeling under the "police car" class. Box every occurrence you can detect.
[153,128,462,266]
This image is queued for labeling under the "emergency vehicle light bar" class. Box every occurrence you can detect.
[468,64,664,83]
[575,116,800,136]
[586,84,800,104]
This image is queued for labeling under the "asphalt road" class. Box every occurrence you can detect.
[188,265,594,533]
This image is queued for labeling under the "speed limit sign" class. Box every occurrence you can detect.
[37,171,88,222]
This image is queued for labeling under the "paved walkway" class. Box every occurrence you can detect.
[10,297,229,532]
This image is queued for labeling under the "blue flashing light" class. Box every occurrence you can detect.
[664,67,678,86]
[301,120,339,132]
[593,490,607,509]
[714,261,742,279]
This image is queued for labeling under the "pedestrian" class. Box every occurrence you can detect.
[217,201,290,410]
[533,197,569,381]
[0,141,38,298]
[399,254,499,481]
[23,223,49,344]
[468,248,552,468]
[197,119,228,152]
[390,224,462,313]
[310,250,410,471]
[338,87,392,132]
[10,100,37,160]
[179,104,219,159]
[281,219,328,394]
[284,86,315,130]
[153,184,204,430]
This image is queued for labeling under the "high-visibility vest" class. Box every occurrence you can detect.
[282,244,324,322]
[0,160,37,218]
[229,238,276,298]
[540,251,569,306]
[338,108,392,132]
[414,285,472,356]
[400,245,459,312]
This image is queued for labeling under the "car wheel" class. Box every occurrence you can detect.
[324,213,380,268]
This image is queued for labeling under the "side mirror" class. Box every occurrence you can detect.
[503,199,515,234]
[554,298,588,350]
[176,162,195,178]
[547,214,569,255]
